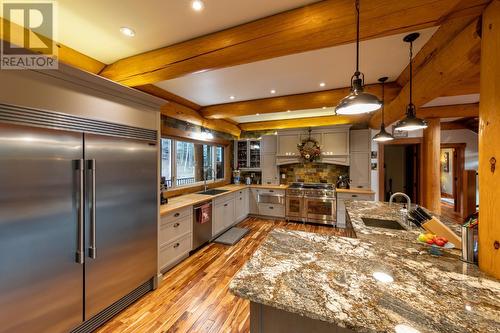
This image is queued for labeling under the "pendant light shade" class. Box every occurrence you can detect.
[373,77,394,142]
[395,33,427,131]
[336,0,381,115]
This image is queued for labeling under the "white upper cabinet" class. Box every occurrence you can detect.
[349,129,371,188]
[261,135,277,154]
[321,131,349,156]
[277,133,300,156]
[275,126,351,165]
[350,129,370,153]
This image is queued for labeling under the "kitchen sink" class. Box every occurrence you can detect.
[361,217,406,230]
[197,189,230,196]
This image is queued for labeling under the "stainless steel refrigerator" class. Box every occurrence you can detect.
[0,105,158,333]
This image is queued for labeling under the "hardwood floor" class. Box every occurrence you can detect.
[96,218,346,333]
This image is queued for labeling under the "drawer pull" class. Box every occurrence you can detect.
[174,212,180,217]
[269,206,274,209]
[352,195,358,198]
[267,181,271,184]
[173,243,180,248]
[173,223,180,228]
[269,190,274,192]
[239,197,242,200]
[224,203,228,207]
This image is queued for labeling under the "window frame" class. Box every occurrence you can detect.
[161,137,226,190]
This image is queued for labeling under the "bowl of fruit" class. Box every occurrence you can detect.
[417,233,454,249]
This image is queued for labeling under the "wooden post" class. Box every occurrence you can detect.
[422,118,441,213]
[479,0,500,279]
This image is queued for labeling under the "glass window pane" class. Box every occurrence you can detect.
[161,138,172,188]
[216,146,224,179]
[176,141,195,186]
[203,145,213,180]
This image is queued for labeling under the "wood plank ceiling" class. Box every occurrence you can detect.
[0,0,489,137]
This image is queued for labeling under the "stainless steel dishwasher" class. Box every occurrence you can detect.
[193,201,213,250]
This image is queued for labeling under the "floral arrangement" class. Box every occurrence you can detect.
[297,137,321,162]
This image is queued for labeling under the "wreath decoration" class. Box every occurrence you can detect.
[297,135,321,163]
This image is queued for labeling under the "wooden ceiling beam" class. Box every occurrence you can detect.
[416,103,479,118]
[201,83,400,119]
[99,0,470,86]
[369,18,481,128]
[161,102,241,138]
[239,115,370,131]
[441,72,480,96]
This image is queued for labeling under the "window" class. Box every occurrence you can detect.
[161,138,225,189]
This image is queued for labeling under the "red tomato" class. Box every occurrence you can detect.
[435,240,445,247]
[426,239,434,244]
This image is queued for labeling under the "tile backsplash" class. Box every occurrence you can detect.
[279,163,349,184]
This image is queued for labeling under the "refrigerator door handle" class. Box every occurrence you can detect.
[88,159,97,259]
[76,159,85,264]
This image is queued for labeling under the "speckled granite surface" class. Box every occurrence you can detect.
[229,201,500,333]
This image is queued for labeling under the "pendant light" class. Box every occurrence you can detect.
[394,33,428,131]
[335,0,382,115]
[372,77,394,142]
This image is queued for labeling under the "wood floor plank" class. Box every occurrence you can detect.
[96,218,349,333]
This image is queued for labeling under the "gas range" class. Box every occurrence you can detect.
[287,182,335,198]
[286,183,337,226]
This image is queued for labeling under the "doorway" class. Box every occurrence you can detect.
[440,143,465,216]
[378,138,423,204]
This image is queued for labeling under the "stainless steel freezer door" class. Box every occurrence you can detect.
[0,123,84,333]
[84,134,157,319]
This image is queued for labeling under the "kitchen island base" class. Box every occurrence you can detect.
[250,302,353,333]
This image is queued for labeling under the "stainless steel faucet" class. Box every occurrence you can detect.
[389,192,411,209]
[203,166,217,192]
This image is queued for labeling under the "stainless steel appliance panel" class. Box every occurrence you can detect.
[84,134,157,319]
[0,123,84,333]
[258,193,285,205]
[193,201,212,249]
[304,197,336,224]
[285,195,304,221]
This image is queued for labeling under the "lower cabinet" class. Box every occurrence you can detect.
[336,192,375,228]
[213,195,235,237]
[250,189,260,214]
[257,203,285,218]
[159,206,193,272]
[234,189,249,222]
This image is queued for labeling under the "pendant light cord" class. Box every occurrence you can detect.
[409,39,413,107]
[355,0,360,75]
[381,80,385,124]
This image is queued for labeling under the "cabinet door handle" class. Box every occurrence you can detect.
[269,206,274,209]
[352,195,358,198]
[173,223,180,228]
[267,181,271,184]
[224,203,228,207]
[174,212,180,217]
[239,198,242,200]
[173,243,180,248]
[269,190,274,193]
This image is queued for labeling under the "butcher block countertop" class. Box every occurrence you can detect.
[229,201,500,333]
[160,184,288,215]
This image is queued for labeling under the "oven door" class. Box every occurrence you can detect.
[286,195,304,221]
[304,197,336,224]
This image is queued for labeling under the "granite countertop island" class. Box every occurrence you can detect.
[229,201,500,333]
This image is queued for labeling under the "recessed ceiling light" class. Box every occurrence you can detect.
[229,96,235,100]
[322,106,327,110]
[270,89,276,94]
[287,110,291,112]
[320,82,326,87]
[191,0,204,11]
[120,27,135,37]
[394,324,420,333]
[372,271,394,283]
[256,113,260,116]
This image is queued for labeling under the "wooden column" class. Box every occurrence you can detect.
[422,118,441,213]
[479,0,500,279]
